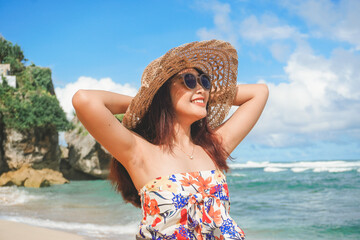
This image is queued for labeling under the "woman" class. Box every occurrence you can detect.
[72,40,268,239]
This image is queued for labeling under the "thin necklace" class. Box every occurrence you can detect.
[176,144,195,160]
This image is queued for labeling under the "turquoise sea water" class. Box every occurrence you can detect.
[1,160,360,240]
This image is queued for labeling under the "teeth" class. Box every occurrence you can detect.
[193,99,204,103]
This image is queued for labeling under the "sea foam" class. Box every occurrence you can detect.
[227,172,247,177]
[229,160,360,173]
[264,167,286,172]
[2,216,138,237]
[0,186,43,205]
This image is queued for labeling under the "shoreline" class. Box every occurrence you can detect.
[0,219,86,240]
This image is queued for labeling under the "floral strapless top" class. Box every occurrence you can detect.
[137,169,246,240]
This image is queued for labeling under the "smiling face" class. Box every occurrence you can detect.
[169,68,210,125]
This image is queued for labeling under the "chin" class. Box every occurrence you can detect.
[193,111,207,121]
[175,105,207,122]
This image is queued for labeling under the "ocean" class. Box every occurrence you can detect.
[1,160,360,240]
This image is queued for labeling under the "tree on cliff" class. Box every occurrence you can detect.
[0,37,26,75]
[0,37,72,132]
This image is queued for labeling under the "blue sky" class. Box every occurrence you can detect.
[1,0,359,162]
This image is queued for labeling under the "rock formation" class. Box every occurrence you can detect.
[2,126,61,171]
[0,113,7,174]
[0,164,69,188]
[62,117,112,179]
[0,116,113,181]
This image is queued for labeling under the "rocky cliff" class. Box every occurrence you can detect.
[3,126,60,171]
[0,117,113,181]
[61,117,112,180]
[0,115,113,181]
[0,113,8,174]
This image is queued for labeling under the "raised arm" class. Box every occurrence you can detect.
[215,84,269,154]
[72,90,139,164]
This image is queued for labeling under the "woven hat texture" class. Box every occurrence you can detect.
[122,39,238,129]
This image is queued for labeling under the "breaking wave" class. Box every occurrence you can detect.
[229,160,360,173]
[0,186,43,205]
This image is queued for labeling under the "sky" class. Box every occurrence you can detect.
[1,0,359,162]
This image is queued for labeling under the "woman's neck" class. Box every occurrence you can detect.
[172,121,193,148]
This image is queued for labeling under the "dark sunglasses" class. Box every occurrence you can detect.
[179,73,212,91]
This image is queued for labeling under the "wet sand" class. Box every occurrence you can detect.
[0,219,86,240]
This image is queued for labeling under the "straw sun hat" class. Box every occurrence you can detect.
[122,39,238,130]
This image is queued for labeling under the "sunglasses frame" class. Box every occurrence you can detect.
[179,73,212,91]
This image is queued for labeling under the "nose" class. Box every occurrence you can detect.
[195,81,205,93]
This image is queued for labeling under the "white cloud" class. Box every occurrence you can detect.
[282,0,360,49]
[249,47,360,147]
[195,1,306,61]
[55,76,138,120]
[239,14,302,42]
[269,42,292,62]
[195,0,239,47]
[238,14,309,61]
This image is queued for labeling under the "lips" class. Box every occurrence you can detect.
[191,97,206,107]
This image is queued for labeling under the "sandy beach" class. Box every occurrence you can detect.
[0,220,86,240]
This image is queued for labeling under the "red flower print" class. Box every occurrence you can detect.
[151,217,161,227]
[149,199,160,215]
[195,226,203,240]
[216,198,221,207]
[189,172,200,179]
[195,176,212,192]
[175,229,189,240]
[208,206,222,225]
[143,193,150,207]
[202,208,212,224]
[179,176,197,187]
[180,208,187,225]
[142,193,151,220]
[210,184,221,195]
[223,183,229,197]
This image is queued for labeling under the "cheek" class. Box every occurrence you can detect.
[171,95,188,113]
[170,86,188,107]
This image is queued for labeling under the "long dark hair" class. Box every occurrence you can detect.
[108,69,230,208]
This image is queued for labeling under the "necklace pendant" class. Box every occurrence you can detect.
[190,156,193,160]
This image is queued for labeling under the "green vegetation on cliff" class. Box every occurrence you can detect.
[0,37,25,75]
[0,37,72,132]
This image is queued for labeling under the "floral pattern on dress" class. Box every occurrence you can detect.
[137,169,245,240]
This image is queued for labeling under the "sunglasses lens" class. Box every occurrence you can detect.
[184,73,197,89]
[200,75,211,90]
